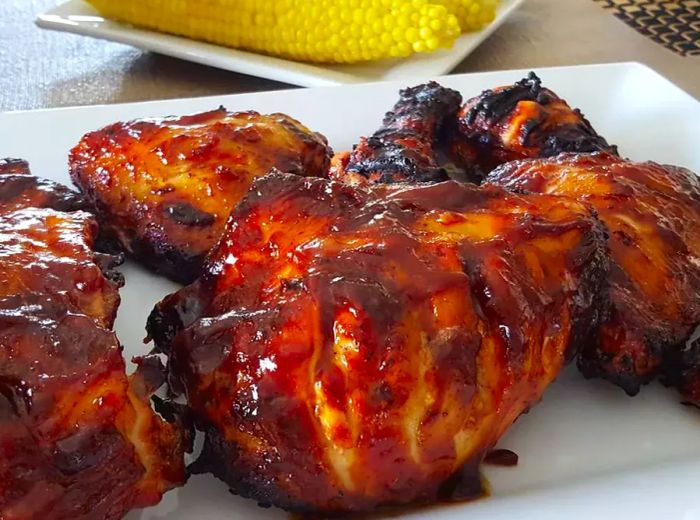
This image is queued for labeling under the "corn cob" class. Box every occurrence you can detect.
[87,0,463,64]
[434,0,499,31]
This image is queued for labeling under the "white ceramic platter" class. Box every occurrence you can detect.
[36,0,525,87]
[1,62,699,520]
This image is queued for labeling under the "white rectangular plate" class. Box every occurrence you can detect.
[1,62,699,520]
[36,0,524,87]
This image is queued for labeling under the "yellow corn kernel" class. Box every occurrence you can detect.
[433,0,499,31]
[86,0,462,64]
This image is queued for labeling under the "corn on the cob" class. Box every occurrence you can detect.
[434,0,499,31]
[87,0,464,64]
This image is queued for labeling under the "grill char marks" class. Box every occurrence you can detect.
[454,73,617,178]
[334,82,465,184]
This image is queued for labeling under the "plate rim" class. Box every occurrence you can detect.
[35,0,526,87]
[1,58,700,520]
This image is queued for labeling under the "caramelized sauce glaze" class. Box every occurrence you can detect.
[148,171,607,514]
[487,152,700,405]
[69,108,331,283]
[0,162,185,519]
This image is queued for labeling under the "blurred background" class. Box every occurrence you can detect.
[1,0,698,112]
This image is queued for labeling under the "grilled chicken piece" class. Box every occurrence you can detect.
[330,82,463,185]
[0,159,119,327]
[455,73,617,178]
[486,152,700,406]
[0,158,86,213]
[70,108,331,284]
[0,161,185,520]
[147,171,607,514]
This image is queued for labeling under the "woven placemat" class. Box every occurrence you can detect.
[594,0,700,56]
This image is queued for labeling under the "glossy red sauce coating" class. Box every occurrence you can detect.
[0,162,185,520]
[69,108,331,283]
[0,158,87,213]
[487,152,700,405]
[149,171,608,514]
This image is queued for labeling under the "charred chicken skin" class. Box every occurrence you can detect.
[454,73,617,178]
[0,161,185,519]
[70,108,331,284]
[330,82,463,185]
[147,171,607,514]
[486,152,700,405]
[331,75,615,186]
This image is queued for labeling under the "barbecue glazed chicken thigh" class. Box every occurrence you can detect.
[330,81,463,185]
[454,72,617,178]
[487,152,700,406]
[70,108,331,283]
[0,160,185,520]
[148,171,607,514]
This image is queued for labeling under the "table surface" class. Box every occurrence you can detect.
[1,0,699,113]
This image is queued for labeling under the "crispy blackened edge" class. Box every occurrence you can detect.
[462,72,553,126]
[188,421,488,516]
[125,231,204,285]
[673,334,700,408]
[461,72,618,160]
[346,82,463,183]
[188,419,318,514]
[560,214,611,364]
[578,329,700,398]
[658,332,700,406]
[66,165,206,285]
[132,354,196,454]
[146,283,210,356]
[381,82,462,127]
